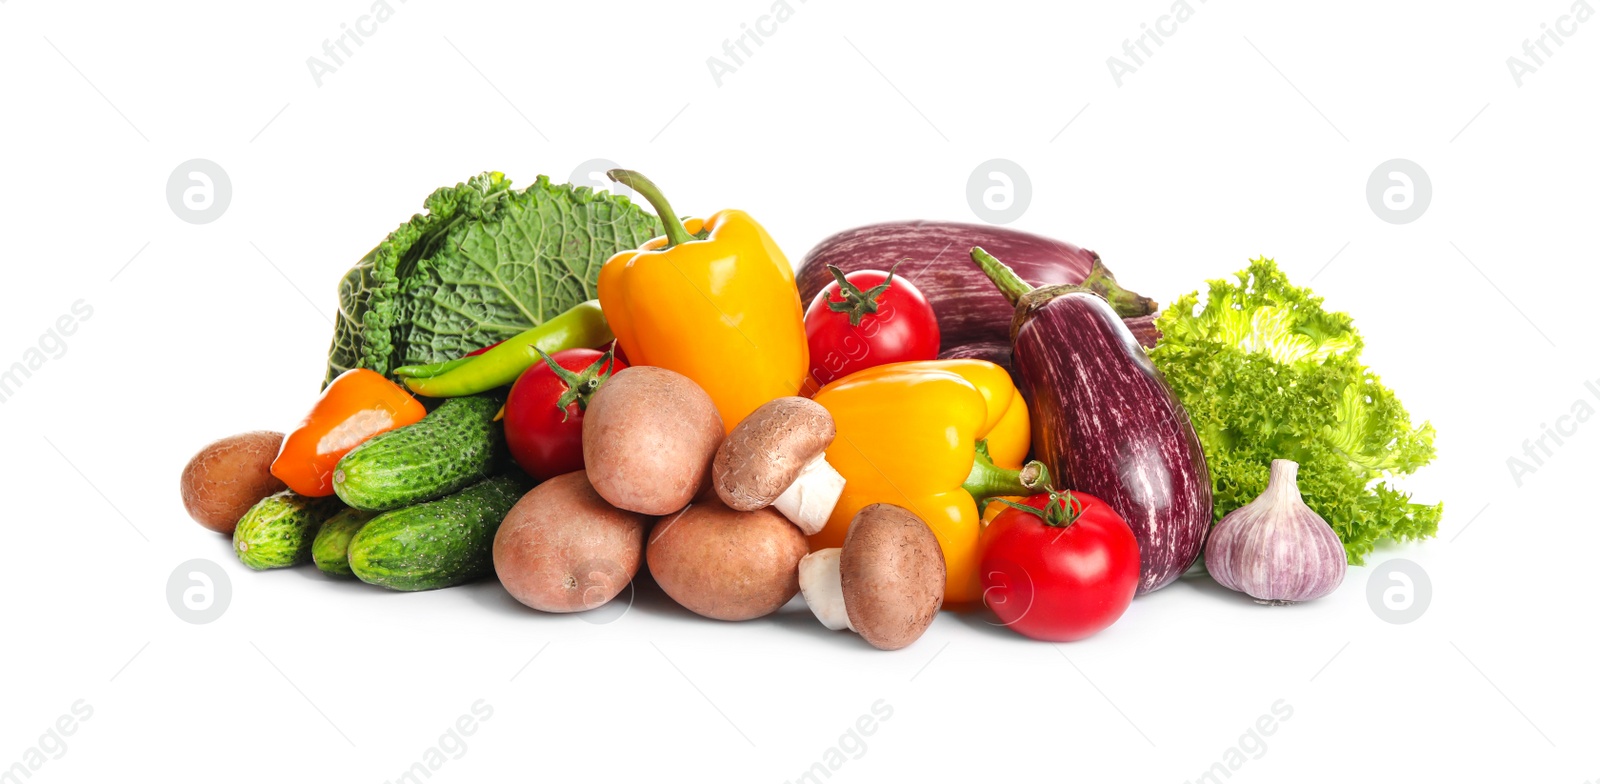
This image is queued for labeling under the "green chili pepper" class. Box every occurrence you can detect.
[397,300,613,398]
[393,355,475,380]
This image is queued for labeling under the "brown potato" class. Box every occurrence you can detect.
[180,431,288,535]
[646,499,807,621]
[583,366,723,515]
[493,471,649,613]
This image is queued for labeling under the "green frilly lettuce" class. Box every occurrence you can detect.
[1148,258,1440,563]
[324,172,662,386]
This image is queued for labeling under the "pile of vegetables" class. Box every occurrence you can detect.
[179,167,1442,649]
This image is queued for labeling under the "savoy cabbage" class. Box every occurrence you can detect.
[325,172,661,385]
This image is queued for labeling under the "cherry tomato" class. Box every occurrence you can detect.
[804,264,939,389]
[504,348,626,481]
[979,491,1140,642]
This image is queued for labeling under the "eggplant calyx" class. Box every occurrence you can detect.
[961,439,1049,508]
[1080,256,1160,319]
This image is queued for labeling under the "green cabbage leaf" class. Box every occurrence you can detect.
[324,172,661,385]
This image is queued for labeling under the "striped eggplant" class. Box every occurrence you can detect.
[796,222,1160,370]
[971,247,1210,594]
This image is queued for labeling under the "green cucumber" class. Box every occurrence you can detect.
[311,508,376,576]
[332,396,503,512]
[348,474,531,591]
[233,491,343,570]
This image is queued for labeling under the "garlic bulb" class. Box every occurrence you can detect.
[1204,460,1346,605]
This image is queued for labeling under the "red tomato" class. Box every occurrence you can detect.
[504,348,626,481]
[979,491,1140,642]
[804,265,939,389]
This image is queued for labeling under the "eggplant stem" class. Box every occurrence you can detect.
[969,246,1034,306]
[972,246,1160,319]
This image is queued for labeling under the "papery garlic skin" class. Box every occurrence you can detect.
[1204,460,1346,604]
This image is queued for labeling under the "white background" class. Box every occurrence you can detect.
[2,1,1596,781]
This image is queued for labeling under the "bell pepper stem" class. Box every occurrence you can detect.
[961,440,1049,508]
[607,169,694,248]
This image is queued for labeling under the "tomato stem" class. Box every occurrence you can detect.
[991,491,1084,528]
[825,259,904,327]
[533,343,620,422]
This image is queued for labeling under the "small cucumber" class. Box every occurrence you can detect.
[233,491,343,570]
[311,508,376,576]
[332,396,503,512]
[348,474,531,591]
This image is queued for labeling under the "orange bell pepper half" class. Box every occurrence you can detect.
[270,369,427,496]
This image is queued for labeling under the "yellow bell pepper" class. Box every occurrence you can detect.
[810,359,1042,605]
[598,170,808,433]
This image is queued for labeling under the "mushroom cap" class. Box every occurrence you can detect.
[713,397,835,511]
[840,503,947,651]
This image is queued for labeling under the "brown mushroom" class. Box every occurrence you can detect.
[711,396,844,535]
[797,503,945,651]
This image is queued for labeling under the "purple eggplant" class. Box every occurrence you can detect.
[1121,314,1162,349]
[971,247,1210,595]
[797,222,1159,366]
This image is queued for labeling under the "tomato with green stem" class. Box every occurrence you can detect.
[504,346,626,480]
[804,263,939,390]
[979,489,1140,642]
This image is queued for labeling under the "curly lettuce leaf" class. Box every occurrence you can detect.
[1149,258,1440,563]
[325,173,661,385]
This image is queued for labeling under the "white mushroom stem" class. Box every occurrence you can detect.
[798,548,852,631]
[771,454,845,536]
